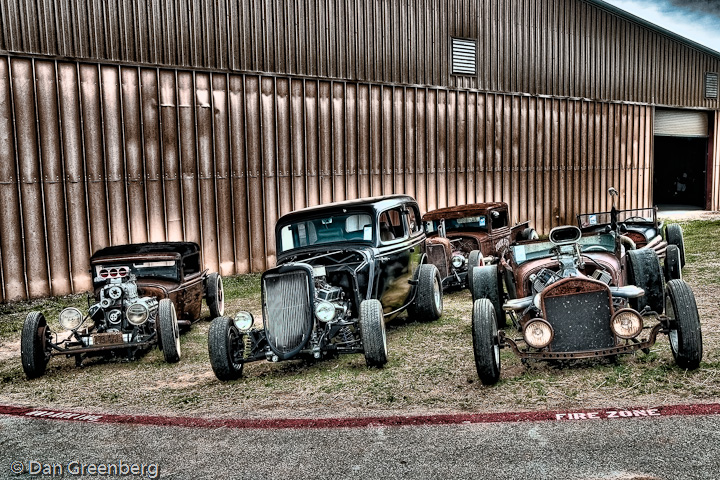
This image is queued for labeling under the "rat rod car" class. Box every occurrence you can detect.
[21,242,224,378]
[577,189,686,281]
[470,190,702,385]
[423,202,536,290]
[208,195,443,380]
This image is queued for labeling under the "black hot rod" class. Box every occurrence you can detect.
[208,195,444,380]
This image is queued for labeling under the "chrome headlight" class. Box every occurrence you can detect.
[233,311,254,331]
[524,319,554,348]
[451,254,466,269]
[611,309,643,339]
[59,307,84,330]
[314,301,336,322]
[127,303,149,325]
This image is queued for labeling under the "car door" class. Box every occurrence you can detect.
[403,202,424,305]
[376,206,412,314]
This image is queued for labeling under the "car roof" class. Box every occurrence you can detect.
[90,242,201,261]
[277,195,418,225]
[422,202,508,221]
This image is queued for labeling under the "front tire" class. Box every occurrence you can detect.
[665,224,686,267]
[471,264,505,327]
[21,312,51,379]
[666,279,702,370]
[407,264,443,322]
[518,227,539,241]
[205,272,225,318]
[472,299,501,385]
[467,250,482,291]
[157,299,181,363]
[627,249,665,313]
[208,316,245,381]
[360,300,387,368]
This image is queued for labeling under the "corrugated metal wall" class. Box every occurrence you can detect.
[0,0,718,108]
[0,54,653,301]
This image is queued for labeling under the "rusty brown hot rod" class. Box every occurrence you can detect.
[21,242,224,378]
[423,202,536,290]
[470,193,701,385]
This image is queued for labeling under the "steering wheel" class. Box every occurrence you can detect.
[624,216,647,222]
[583,246,608,252]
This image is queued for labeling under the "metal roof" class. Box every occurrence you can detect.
[587,0,720,59]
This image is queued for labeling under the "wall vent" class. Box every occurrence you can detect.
[451,38,476,75]
[705,72,718,99]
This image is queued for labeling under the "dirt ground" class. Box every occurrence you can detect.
[0,215,718,420]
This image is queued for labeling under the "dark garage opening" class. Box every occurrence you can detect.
[653,109,709,209]
[653,136,707,208]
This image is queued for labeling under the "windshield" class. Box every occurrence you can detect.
[510,234,616,265]
[278,212,374,253]
[94,260,179,281]
[578,208,656,228]
[426,215,489,235]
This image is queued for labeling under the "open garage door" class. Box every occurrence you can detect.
[653,109,709,208]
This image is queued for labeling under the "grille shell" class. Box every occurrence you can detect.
[426,241,450,278]
[540,278,615,352]
[262,265,315,359]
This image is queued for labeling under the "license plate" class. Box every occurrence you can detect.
[92,332,124,345]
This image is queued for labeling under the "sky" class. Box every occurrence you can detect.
[601,0,720,53]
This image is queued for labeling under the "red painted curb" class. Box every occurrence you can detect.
[1,403,719,430]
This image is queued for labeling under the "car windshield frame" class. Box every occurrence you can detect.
[578,207,657,228]
[510,234,616,265]
[276,210,376,254]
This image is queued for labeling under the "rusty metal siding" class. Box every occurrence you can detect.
[1,0,719,108]
[0,54,658,300]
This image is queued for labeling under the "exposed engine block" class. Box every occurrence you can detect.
[92,273,158,331]
[100,276,139,308]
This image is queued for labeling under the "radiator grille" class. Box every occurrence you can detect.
[427,243,448,278]
[543,290,615,351]
[263,270,313,356]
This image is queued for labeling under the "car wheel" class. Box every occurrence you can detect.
[157,299,181,363]
[21,312,51,379]
[408,264,443,322]
[471,264,505,327]
[665,224,686,267]
[205,272,225,318]
[467,250,482,291]
[208,316,245,381]
[472,299,501,386]
[519,228,539,241]
[360,299,387,368]
[666,279,702,370]
[627,249,665,314]
[664,244,682,281]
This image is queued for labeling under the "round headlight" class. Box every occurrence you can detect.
[524,319,554,349]
[59,307,84,330]
[127,303,149,325]
[611,309,643,339]
[314,301,336,322]
[233,311,254,331]
[451,254,466,269]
